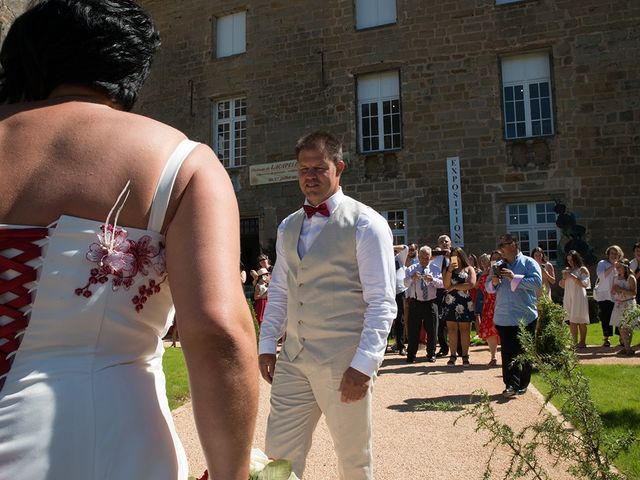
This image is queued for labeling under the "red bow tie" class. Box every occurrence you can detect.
[303,203,330,218]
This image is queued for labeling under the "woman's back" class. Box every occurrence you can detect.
[0,96,187,229]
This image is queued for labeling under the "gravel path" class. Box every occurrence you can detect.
[172,343,639,479]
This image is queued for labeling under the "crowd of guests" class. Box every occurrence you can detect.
[246,237,639,398]
[389,237,640,372]
[392,236,639,397]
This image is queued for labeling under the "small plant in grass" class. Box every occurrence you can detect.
[460,296,637,480]
[414,400,464,412]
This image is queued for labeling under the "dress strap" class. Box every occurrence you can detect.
[147,139,200,232]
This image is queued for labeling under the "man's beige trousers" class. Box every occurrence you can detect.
[265,349,374,479]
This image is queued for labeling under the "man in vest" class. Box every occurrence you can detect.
[258,131,397,480]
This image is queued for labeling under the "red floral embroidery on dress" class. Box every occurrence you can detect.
[75,224,167,312]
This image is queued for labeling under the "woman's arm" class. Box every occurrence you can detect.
[453,266,477,291]
[166,145,258,480]
[544,263,556,285]
[443,267,453,289]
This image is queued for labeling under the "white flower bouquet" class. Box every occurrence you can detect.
[189,448,299,480]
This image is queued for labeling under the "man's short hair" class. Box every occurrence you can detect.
[437,235,451,244]
[295,131,343,165]
[498,233,519,246]
[0,0,160,111]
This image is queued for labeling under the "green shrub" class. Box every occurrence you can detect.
[534,296,568,360]
[461,295,637,480]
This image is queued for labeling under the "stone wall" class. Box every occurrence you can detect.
[137,0,640,258]
[0,0,29,43]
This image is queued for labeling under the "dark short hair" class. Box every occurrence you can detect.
[0,0,160,111]
[498,233,519,247]
[295,131,343,165]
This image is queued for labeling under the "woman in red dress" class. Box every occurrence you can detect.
[478,250,502,366]
[253,268,270,326]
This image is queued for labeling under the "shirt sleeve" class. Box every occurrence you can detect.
[428,262,444,289]
[351,209,397,377]
[404,263,417,288]
[515,257,542,292]
[258,220,289,355]
[396,245,409,266]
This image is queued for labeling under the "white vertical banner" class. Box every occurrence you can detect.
[446,156,464,247]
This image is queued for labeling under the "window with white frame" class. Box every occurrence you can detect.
[355,0,396,29]
[506,202,560,261]
[214,98,247,168]
[357,71,401,153]
[381,209,407,244]
[216,11,246,58]
[501,52,554,140]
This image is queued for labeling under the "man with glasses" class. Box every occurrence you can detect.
[486,234,542,397]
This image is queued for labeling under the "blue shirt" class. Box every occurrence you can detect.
[486,252,542,327]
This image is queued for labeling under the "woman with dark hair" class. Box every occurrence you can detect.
[532,246,556,299]
[594,245,624,347]
[0,2,258,479]
[442,247,477,366]
[560,250,591,348]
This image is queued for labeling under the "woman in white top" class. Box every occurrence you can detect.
[610,259,637,356]
[532,247,556,299]
[559,250,591,348]
[594,245,624,347]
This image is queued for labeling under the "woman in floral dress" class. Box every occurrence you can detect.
[443,247,477,366]
[478,250,502,366]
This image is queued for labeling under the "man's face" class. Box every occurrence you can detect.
[438,237,451,252]
[297,148,344,206]
[418,249,431,267]
[408,245,417,258]
[498,238,518,258]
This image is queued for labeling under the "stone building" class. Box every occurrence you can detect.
[134,0,640,267]
[0,0,28,42]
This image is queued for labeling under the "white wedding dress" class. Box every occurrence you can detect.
[0,140,198,480]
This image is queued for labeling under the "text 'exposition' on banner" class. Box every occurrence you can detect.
[446,156,464,247]
[249,160,298,186]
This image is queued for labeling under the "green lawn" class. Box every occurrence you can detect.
[532,364,640,479]
[163,347,190,410]
[582,321,640,348]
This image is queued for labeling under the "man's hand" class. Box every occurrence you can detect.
[500,268,515,280]
[339,367,371,403]
[258,353,277,384]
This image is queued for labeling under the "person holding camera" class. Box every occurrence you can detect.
[559,250,591,348]
[477,250,502,366]
[404,246,444,363]
[485,234,542,398]
[442,247,477,366]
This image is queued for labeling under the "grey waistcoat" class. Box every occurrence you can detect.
[282,196,368,364]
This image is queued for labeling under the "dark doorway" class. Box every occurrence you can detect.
[240,217,260,296]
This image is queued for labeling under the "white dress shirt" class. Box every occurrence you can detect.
[404,260,444,301]
[259,188,397,377]
[395,246,409,294]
